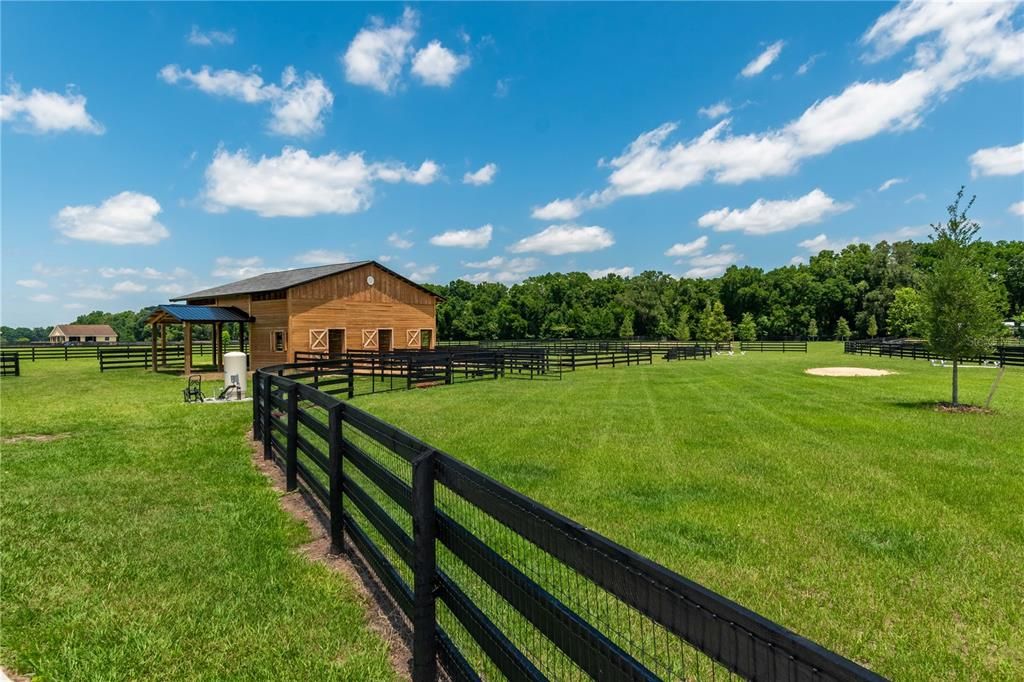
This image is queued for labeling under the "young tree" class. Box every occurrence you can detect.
[619,312,635,339]
[835,317,852,341]
[698,301,733,342]
[866,315,878,338]
[736,312,758,341]
[921,188,1005,406]
[807,319,818,340]
[887,287,924,337]
[674,309,691,341]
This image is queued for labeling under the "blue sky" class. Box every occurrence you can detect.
[2,1,1022,326]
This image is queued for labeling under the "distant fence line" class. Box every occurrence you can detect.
[740,340,808,353]
[252,360,885,682]
[2,340,248,362]
[0,352,20,377]
[844,339,1024,367]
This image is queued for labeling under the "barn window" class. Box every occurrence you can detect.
[420,329,432,349]
[273,330,286,352]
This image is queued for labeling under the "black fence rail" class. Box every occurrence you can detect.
[844,339,1024,367]
[664,346,711,361]
[1,340,247,362]
[1,352,20,377]
[98,346,187,371]
[252,363,885,682]
[740,341,808,353]
[441,339,736,353]
[550,348,654,371]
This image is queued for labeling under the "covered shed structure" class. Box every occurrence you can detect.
[145,304,251,374]
[167,261,440,370]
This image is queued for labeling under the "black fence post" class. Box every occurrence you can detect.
[347,360,355,399]
[252,370,261,439]
[411,448,438,682]
[263,374,273,461]
[445,358,453,385]
[328,402,345,554]
[285,386,298,492]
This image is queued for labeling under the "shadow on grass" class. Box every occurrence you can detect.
[889,400,994,414]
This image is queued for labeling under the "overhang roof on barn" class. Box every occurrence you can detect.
[170,260,441,302]
[145,304,252,325]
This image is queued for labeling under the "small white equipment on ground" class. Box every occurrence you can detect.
[223,351,248,399]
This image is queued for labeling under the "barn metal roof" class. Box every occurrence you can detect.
[148,304,252,323]
[170,260,441,301]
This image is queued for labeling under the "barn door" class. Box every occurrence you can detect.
[362,329,378,349]
[309,329,328,351]
[407,329,421,348]
[328,329,345,354]
[378,329,393,352]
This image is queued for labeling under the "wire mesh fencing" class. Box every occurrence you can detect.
[253,365,886,682]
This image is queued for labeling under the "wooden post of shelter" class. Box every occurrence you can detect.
[183,322,192,375]
[160,323,167,368]
[151,322,158,371]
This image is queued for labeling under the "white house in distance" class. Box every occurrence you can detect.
[48,324,118,344]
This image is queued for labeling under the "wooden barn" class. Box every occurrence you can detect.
[154,261,439,371]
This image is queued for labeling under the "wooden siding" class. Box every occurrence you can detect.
[288,264,435,362]
[199,263,436,369]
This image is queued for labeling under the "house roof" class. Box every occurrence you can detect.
[146,305,252,324]
[51,324,118,337]
[171,260,441,301]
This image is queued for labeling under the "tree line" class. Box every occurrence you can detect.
[423,237,1022,342]
[3,237,1021,347]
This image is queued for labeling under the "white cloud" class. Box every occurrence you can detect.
[429,224,493,248]
[70,287,114,300]
[905,193,927,204]
[698,101,731,119]
[187,26,235,46]
[677,244,742,278]
[29,293,57,303]
[411,41,471,87]
[343,8,418,93]
[159,65,333,136]
[665,235,708,257]
[874,225,930,242]
[460,256,540,284]
[878,177,907,192]
[112,280,147,293]
[0,80,104,134]
[789,256,806,266]
[536,3,1024,217]
[156,283,187,296]
[55,192,169,245]
[407,263,438,282]
[388,233,414,249]
[509,224,614,255]
[63,303,85,311]
[98,266,184,280]
[203,147,439,217]
[969,142,1024,177]
[463,162,498,186]
[293,249,352,265]
[15,279,47,289]
[796,53,825,76]
[32,263,80,277]
[698,189,851,235]
[531,198,584,221]
[1010,201,1024,217]
[798,233,861,254]
[212,256,271,279]
[741,40,785,77]
[494,78,512,98]
[589,266,634,278]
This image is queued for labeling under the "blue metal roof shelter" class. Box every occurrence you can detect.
[147,304,251,323]
[145,305,252,373]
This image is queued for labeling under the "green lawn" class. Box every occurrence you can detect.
[0,360,397,681]
[353,343,1024,681]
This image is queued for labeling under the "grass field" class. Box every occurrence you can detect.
[2,345,1022,680]
[354,343,1024,680]
[0,360,397,681]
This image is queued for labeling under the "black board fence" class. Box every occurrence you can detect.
[1,352,20,377]
[844,339,1023,367]
[739,340,808,353]
[252,361,886,682]
[1,340,248,362]
[98,346,186,371]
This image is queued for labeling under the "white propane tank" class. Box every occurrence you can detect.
[223,352,248,399]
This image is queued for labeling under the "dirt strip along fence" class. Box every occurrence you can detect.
[1,352,21,377]
[739,341,808,353]
[2,340,248,363]
[844,339,1024,367]
[252,362,886,682]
